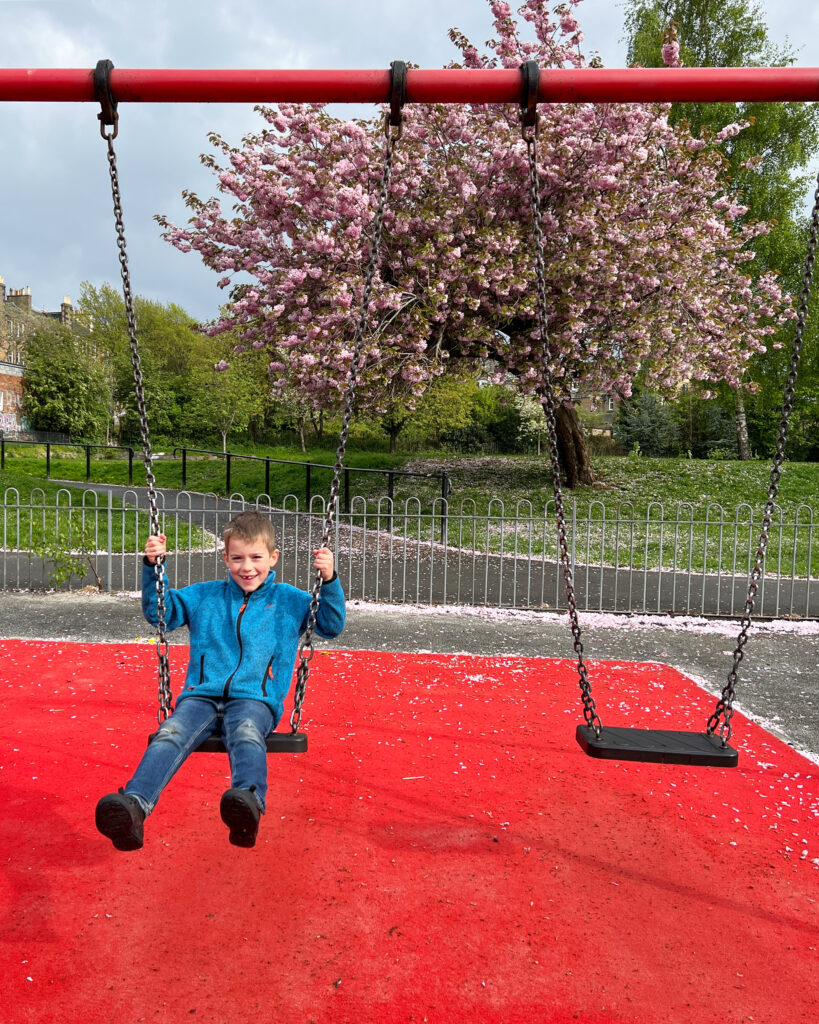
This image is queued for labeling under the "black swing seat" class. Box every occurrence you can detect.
[147,730,308,754]
[576,725,738,767]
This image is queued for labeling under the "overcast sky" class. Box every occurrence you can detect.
[2,0,819,323]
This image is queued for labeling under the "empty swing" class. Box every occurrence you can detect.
[519,59,819,767]
[94,58,407,753]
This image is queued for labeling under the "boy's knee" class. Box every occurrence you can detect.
[151,718,184,747]
[234,717,267,745]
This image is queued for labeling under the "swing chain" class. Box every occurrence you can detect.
[96,60,173,724]
[520,62,602,737]
[290,63,405,733]
[708,167,819,743]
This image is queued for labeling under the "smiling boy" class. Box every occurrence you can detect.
[95,510,345,850]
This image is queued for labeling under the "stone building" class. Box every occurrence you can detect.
[0,275,73,434]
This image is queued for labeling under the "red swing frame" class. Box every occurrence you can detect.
[1,64,818,105]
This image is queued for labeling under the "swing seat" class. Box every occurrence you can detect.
[576,725,737,767]
[147,730,308,754]
[195,731,308,754]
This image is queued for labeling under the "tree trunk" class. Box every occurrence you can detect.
[553,402,597,488]
[735,388,752,461]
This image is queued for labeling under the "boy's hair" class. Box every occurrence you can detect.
[222,510,277,554]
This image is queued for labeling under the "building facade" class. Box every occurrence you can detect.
[0,275,73,434]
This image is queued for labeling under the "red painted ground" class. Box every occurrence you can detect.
[1,639,817,1024]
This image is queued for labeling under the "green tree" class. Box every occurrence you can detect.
[624,0,819,459]
[516,394,550,456]
[670,384,739,457]
[614,386,681,456]
[78,282,216,442]
[410,373,481,448]
[185,356,265,452]
[23,322,109,438]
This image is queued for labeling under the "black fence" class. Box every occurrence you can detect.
[0,437,451,508]
[1,438,136,483]
[173,447,451,511]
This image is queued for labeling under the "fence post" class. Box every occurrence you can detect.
[107,489,113,593]
[344,468,350,514]
[180,448,187,487]
[1,436,4,470]
[128,447,134,485]
[306,462,312,507]
[226,453,231,493]
[46,443,51,479]
[440,473,450,543]
[265,457,270,498]
[86,445,91,482]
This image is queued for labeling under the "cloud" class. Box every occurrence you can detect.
[3,0,816,321]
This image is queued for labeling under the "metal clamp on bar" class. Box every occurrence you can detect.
[387,59,407,138]
[519,59,540,138]
[94,58,118,138]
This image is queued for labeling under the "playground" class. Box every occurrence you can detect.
[3,12,819,1020]
[2,595,818,1023]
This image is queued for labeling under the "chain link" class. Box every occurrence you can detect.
[708,168,819,743]
[523,127,602,736]
[102,124,173,724]
[290,119,401,732]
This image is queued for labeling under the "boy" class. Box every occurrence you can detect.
[95,510,345,850]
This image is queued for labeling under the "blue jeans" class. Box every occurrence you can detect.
[125,697,274,815]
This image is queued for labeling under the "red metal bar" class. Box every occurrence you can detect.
[1,66,818,104]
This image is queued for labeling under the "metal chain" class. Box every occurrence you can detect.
[101,122,173,724]
[708,168,819,743]
[522,125,602,736]
[290,117,401,732]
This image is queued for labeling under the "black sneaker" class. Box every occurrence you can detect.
[220,788,261,848]
[95,790,145,851]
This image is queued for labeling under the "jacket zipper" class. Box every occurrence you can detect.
[222,597,249,700]
[261,657,274,697]
[199,654,205,686]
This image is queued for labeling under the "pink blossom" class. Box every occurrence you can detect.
[661,40,680,67]
[159,0,790,413]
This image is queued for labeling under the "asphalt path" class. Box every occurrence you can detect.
[1,588,816,760]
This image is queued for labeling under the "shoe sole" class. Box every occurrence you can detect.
[95,800,143,851]
[220,792,259,848]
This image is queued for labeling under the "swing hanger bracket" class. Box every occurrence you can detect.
[94,58,118,139]
[386,59,407,139]
[519,59,540,139]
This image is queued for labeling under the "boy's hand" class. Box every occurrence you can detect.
[313,547,335,581]
[145,534,167,565]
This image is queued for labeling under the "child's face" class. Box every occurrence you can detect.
[222,535,279,593]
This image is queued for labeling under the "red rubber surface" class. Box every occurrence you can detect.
[2,639,817,1023]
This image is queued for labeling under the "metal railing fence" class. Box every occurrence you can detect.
[172,447,451,510]
[1,487,816,619]
[1,437,136,482]
[0,437,450,505]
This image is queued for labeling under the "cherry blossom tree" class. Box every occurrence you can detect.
[160,0,791,486]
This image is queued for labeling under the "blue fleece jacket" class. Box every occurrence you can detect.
[141,561,346,726]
